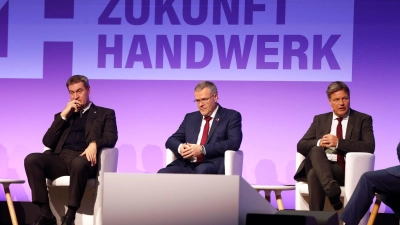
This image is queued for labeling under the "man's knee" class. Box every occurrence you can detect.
[195,163,217,174]
[360,171,375,185]
[309,146,325,157]
[24,153,41,167]
[157,166,187,174]
[157,167,169,173]
[71,156,91,172]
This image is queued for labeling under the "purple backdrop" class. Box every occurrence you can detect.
[0,0,399,212]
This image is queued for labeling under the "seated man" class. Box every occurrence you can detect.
[340,142,400,225]
[294,81,375,211]
[158,81,242,174]
[24,75,118,225]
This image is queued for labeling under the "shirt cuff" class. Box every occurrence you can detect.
[178,144,183,155]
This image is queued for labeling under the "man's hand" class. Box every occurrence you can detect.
[80,142,97,166]
[320,134,339,148]
[180,143,202,159]
[60,100,82,118]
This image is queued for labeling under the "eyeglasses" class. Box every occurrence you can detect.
[193,93,215,104]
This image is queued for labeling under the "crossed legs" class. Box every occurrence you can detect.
[305,146,345,211]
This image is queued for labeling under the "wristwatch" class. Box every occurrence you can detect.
[201,145,206,155]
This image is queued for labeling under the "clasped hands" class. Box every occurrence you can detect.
[180,143,202,159]
[319,134,339,149]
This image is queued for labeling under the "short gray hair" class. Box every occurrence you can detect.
[66,75,90,89]
[194,81,218,94]
[326,81,350,99]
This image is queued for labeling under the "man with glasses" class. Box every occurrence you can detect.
[158,81,242,174]
[294,81,375,211]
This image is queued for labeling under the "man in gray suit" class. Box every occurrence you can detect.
[294,81,375,211]
[340,142,400,225]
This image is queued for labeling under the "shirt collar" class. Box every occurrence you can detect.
[332,110,350,120]
[81,102,92,114]
[204,105,219,120]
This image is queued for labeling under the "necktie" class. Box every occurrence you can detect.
[336,117,345,170]
[197,117,212,165]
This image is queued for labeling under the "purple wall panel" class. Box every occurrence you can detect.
[44,0,74,18]
[0,1,8,57]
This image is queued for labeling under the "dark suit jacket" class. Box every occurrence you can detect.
[165,105,242,174]
[294,109,375,181]
[42,103,118,154]
[385,142,400,177]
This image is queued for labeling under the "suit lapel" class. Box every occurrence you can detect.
[324,112,333,135]
[206,106,222,143]
[192,112,202,143]
[85,104,98,138]
[345,109,354,140]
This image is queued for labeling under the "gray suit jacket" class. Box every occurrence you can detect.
[294,109,375,181]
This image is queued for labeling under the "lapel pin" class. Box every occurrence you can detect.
[216,118,220,122]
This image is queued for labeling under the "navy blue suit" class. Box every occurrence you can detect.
[340,142,400,225]
[160,105,242,174]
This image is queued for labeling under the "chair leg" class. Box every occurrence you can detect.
[367,194,381,225]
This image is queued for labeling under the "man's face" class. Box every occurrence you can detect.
[329,90,350,117]
[194,87,218,117]
[68,81,90,110]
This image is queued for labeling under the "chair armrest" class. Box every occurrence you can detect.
[344,152,375,198]
[96,148,118,194]
[166,148,177,165]
[224,150,243,176]
[98,147,119,174]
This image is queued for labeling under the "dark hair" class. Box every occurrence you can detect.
[66,75,90,89]
[326,81,350,99]
[194,81,218,94]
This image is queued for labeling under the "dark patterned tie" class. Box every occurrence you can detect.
[336,117,345,170]
[197,117,212,165]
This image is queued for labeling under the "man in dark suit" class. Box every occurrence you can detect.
[340,142,400,225]
[158,81,242,174]
[294,81,375,211]
[24,75,118,225]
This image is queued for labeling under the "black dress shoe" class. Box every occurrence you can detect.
[32,215,56,225]
[325,180,343,211]
[60,215,75,225]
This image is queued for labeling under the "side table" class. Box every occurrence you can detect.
[251,185,295,210]
[0,179,25,225]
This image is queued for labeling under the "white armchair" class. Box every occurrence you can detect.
[166,148,243,176]
[295,152,375,225]
[46,147,118,225]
